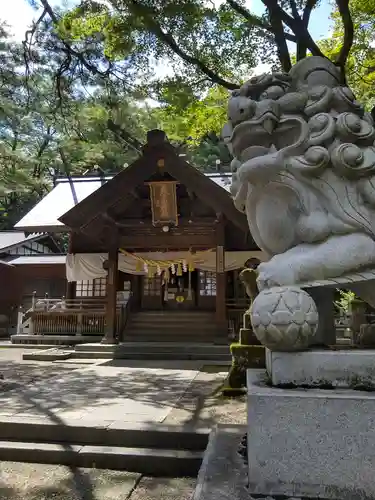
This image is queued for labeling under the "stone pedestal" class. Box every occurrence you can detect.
[247,369,375,499]
[265,348,375,388]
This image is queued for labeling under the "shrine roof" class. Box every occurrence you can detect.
[15,172,233,232]
[16,129,247,233]
[15,176,112,232]
[0,231,59,252]
[0,231,41,251]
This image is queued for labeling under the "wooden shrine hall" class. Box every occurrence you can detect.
[14,130,263,344]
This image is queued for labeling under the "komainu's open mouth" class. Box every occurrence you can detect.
[230,111,280,159]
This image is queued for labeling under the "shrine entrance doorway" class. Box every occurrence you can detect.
[141,268,199,310]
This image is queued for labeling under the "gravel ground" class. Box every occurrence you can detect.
[128,477,196,500]
[0,462,140,500]
[0,463,196,500]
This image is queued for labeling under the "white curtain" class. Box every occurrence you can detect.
[66,250,266,282]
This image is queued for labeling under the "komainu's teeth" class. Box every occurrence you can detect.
[262,118,275,134]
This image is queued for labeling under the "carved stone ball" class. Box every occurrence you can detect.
[250,286,319,351]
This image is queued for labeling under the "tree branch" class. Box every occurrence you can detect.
[33,126,55,178]
[268,3,292,71]
[335,0,354,68]
[289,0,300,21]
[22,7,48,110]
[59,148,78,205]
[129,0,238,90]
[302,0,318,24]
[11,132,19,152]
[39,0,113,77]
[297,0,318,60]
[107,119,143,154]
[226,0,297,43]
[261,0,326,59]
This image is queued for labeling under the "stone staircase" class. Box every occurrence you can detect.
[0,419,209,477]
[124,310,226,343]
[72,341,231,361]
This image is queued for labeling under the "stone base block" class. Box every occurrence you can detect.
[10,334,102,345]
[266,348,375,388]
[247,369,375,499]
[239,328,259,345]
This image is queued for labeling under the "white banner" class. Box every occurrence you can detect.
[66,250,266,282]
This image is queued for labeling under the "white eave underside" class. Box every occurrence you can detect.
[15,174,232,232]
[6,255,67,265]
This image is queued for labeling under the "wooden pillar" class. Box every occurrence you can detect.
[65,232,76,301]
[102,243,119,344]
[216,246,227,326]
[215,214,227,330]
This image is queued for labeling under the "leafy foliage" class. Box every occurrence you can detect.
[334,290,356,313]
[0,21,158,228]
[320,0,375,109]
[1,0,374,229]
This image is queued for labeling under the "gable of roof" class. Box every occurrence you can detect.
[59,130,247,232]
[15,173,234,233]
[0,232,42,253]
[0,231,61,254]
[15,177,110,232]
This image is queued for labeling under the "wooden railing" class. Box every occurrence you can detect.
[17,293,130,337]
[30,309,124,335]
[28,296,108,313]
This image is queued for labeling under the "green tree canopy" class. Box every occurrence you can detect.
[2,0,374,227]
[320,0,375,110]
[0,21,158,228]
[23,0,374,153]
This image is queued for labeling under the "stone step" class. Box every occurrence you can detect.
[75,342,229,353]
[22,348,72,361]
[126,328,219,336]
[0,420,208,477]
[0,420,209,451]
[128,320,218,328]
[132,311,215,317]
[124,332,221,340]
[72,350,231,361]
[125,324,221,330]
[0,341,61,349]
[123,338,228,345]
[130,317,216,321]
[11,335,101,345]
[127,323,218,330]
[0,441,203,477]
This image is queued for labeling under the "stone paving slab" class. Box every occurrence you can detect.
[0,362,200,425]
[193,425,248,500]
